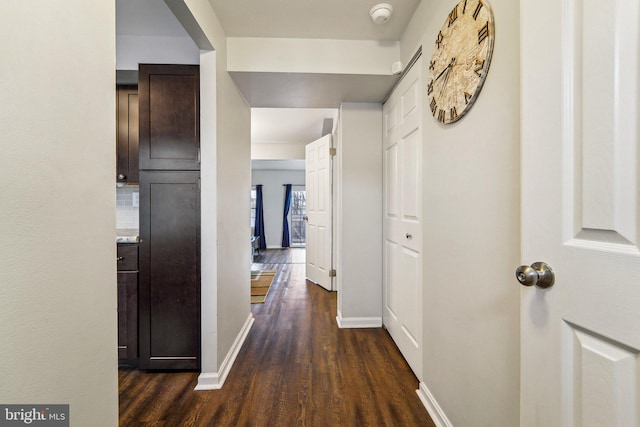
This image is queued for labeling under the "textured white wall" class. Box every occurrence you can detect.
[402,1,521,425]
[0,1,118,425]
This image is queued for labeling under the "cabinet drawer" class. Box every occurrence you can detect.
[117,244,138,271]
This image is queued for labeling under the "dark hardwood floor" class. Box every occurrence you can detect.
[252,247,306,265]
[119,249,435,426]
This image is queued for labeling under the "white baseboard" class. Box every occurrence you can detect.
[335,314,382,329]
[195,313,254,390]
[416,382,453,427]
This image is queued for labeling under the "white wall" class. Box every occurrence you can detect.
[171,0,252,386]
[402,1,521,426]
[116,35,200,70]
[336,103,383,326]
[199,48,220,385]
[228,37,400,75]
[0,1,117,425]
[252,143,306,160]
[251,170,306,248]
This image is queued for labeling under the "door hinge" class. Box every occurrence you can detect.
[329,269,337,277]
[329,147,336,156]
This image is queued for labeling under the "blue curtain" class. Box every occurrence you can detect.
[254,185,266,250]
[281,184,292,247]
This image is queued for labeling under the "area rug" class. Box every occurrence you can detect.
[251,270,276,304]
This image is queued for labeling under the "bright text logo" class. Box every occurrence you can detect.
[0,405,68,426]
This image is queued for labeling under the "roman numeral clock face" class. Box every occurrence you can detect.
[428,0,495,124]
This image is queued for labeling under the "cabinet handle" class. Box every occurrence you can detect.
[117,256,124,261]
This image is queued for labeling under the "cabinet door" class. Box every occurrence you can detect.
[138,64,200,171]
[117,271,138,361]
[117,244,138,271]
[116,85,139,183]
[138,171,200,370]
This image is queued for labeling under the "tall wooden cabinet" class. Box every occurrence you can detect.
[138,64,201,371]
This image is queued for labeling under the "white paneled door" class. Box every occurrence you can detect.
[521,0,640,425]
[305,134,332,291]
[383,56,423,380]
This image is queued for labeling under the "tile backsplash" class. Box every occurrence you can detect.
[116,185,139,230]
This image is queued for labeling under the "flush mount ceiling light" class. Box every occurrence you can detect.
[370,3,393,25]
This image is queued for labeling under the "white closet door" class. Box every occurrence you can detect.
[383,56,423,380]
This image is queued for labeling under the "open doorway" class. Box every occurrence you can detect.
[250,107,337,298]
[250,160,306,253]
[250,161,306,305]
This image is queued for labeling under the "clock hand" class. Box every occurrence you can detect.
[438,58,457,98]
[433,57,456,82]
[439,68,451,98]
[433,65,450,82]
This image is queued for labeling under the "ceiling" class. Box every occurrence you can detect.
[116,0,190,37]
[252,108,337,144]
[209,0,421,41]
[116,0,421,40]
[115,0,420,157]
[211,0,421,109]
[252,108,336,171]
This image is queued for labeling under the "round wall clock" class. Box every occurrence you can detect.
[427,0,495,124]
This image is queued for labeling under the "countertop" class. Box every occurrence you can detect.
[116,228,139,244]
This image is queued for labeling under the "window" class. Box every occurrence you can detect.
[250,187,257,228]
[289,187,306,246]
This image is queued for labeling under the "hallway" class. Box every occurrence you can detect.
[119,249,435,426]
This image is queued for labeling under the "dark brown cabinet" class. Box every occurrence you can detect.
[137,63,201,371]
[138,171,200,370]
[138,64,200,171]
[117,243,138,365]
[116,86,139,183]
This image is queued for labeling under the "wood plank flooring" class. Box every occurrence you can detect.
[253,247,306,265]
[119,249,435,426]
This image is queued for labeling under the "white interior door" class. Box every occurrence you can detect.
[305,134,332,291]
[383,56,423,380]
[521,1,640,425]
